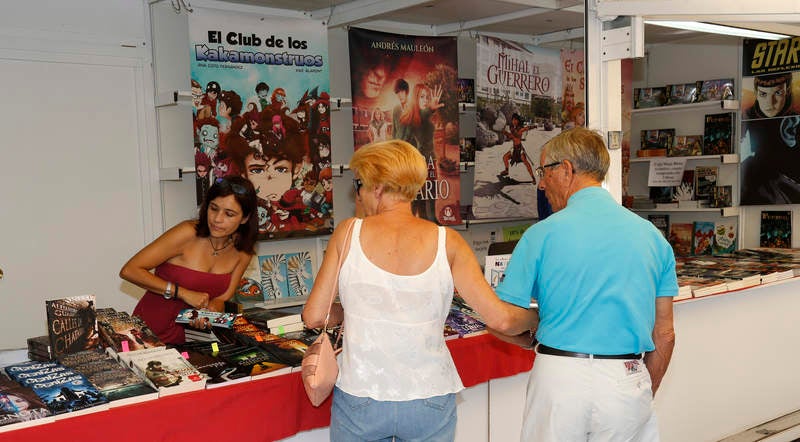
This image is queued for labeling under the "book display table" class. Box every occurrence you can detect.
[0,334,533,442]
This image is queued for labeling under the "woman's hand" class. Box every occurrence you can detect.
[430,84,444,111]
[179,289,210,310]
[189,317,211,330]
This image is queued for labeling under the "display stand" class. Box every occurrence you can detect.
[0,334,533,442]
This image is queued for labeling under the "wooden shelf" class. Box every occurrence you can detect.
[631,206,739,217]
[631,99,739,115]
[630,153,739,164]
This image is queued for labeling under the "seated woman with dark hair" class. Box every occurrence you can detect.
[120,176,258,344]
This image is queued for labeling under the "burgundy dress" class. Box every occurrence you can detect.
[132,262,232,344]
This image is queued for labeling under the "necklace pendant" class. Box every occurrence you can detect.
[212,251,218,256]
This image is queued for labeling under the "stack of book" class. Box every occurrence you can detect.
[242,305,305,335]
[96,308,165,352]
[0,375,54,431]
[26,336,54,362]
[114,347,206,397]
[4,360,109,418]
[58,349,157,407]
[175,309,238,342]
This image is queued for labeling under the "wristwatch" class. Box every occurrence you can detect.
[163,282,174,300]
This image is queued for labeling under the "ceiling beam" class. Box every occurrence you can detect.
[496,0,571,7]
[597,0,800,21]
[434,7,550,34]
[532,26,584,45]
[309,0,434,28]
[351,19,436,35]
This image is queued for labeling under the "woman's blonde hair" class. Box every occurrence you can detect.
[349,139,427,200]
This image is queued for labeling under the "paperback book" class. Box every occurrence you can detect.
[5,361,108,415]
[45,295,100,358]
[669,223,694,257]
[694,166,719,200]
[698,78,735,102]
[444,308,487,338]
[219,345,292,379]
[284,251,314,298]
[640,128,675,151]
[712,185,733,208]
[692,221,715,256]
[175,309,237,329]
[58,349,157,407]
[258,254,289,300]
[633,87,667,109]
[702,112,734,155]
[760,211,792,248]
[173,345,251,388]
[0,376,53,431]
[648,214,670,239]
[96,308,165,352]
[668,135,703,157]
[666,82,701,105]
[125,348,206,397]
[713,222,738,255]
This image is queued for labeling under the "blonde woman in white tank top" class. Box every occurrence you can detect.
[303,140,538,442]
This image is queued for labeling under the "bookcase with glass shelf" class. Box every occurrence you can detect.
[628,99,740,228]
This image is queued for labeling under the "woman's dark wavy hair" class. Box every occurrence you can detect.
[195,176,258,255]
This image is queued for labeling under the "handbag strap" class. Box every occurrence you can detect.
[322,218,356,333]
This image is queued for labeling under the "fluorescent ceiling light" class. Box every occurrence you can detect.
[644,20,790,40]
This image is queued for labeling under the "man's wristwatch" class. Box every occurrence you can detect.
[163,281,174,300]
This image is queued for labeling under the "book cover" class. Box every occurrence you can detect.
[6,362,108,415]
[45,295,100,358]
[648,214,670,239]
[666,82,701,105]
[634,87,667,109]
[484,253,511,289]
[713,222,738,255]
[258,338,307,368]
[0,376,53,430]
[445,308,487,338]
[127,348,205,396]
[760,211,792,248]
[243,305,303,329]
[694,166,719,200]
[96,310,165,352]
[712,185,733,208]
[174,346,251,388]
[669,135,703,157]
[640,128,675,150]
[457,78,475,103]
[285,251,314,298]
[220,346,291,379]
[175,309,237,329]
[234,255,264,304]
[649,186,673,204]
[459,137,476,163]
[672,169,695,203]
[702,112,733,155]
[698,78,735,102]
[692,221,715,256]
[669,223,694,257]
[259,254,289,300]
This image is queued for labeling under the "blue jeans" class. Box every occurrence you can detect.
[330,386,457,442]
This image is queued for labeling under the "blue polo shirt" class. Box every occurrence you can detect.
[496,186,677,354]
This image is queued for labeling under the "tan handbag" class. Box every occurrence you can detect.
[301,220,353,407]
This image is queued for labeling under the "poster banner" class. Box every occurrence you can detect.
[348,28,461,225]
[740,37,800,205]
[560,49,585,130]
[472,36,561,220]
[189,8,333,240]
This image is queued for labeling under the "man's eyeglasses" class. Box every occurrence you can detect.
[353,178,363,194]
[534,161,562,179]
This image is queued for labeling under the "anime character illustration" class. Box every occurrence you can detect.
[201,81,220,117]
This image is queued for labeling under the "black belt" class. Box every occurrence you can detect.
[536,344,643,360]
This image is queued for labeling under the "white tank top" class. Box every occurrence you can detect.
[336,218,464,400]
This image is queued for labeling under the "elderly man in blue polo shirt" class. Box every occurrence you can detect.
[495,127,677,441]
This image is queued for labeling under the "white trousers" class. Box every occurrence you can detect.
[521,351,658,442]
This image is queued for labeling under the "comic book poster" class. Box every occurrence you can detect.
[473,35,561,220]
[189,8,333,239]
[560,49,585,130]
[740,37,800,205]
[348,28,461,225]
